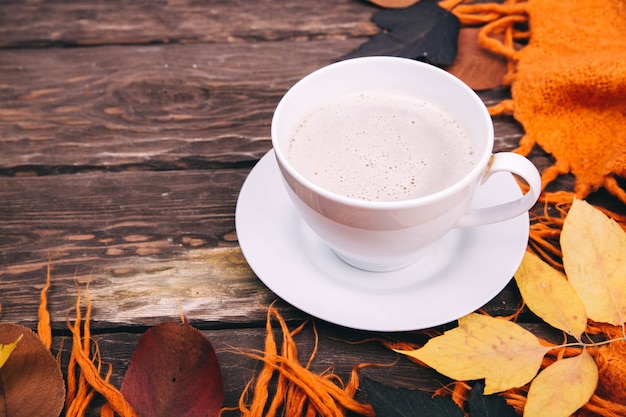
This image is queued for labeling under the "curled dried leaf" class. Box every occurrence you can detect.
[0,323,65,417]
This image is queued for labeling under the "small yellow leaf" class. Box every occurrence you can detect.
[514,251,588,340]
[561,199,626,325]
[524,349,598,417]
[395,313,550,394]
[0,334,23,369]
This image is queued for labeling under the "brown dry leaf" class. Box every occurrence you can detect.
[514,251,588,340]
[561,199,626,326]
[0,323,65,417]
[395,313,551,394]
[524,349,598,417]
[447,27,508,90]
[120,321,224,417]
[0,334,23,369]
[367,0,420,8]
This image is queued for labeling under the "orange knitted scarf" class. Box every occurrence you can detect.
[440,0,626,260]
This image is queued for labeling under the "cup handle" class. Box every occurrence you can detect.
[456,152,541,228]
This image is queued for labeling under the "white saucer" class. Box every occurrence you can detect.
[235,150,529,332]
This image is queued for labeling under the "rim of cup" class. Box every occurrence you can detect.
[271,56,494,209]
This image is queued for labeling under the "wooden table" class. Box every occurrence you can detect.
[0,1,589,415]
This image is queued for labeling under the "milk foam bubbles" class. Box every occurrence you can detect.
[287,91,476,202]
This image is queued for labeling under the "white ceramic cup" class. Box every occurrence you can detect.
[271,57,541,272]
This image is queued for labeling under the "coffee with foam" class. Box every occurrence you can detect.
[287,91,476,202]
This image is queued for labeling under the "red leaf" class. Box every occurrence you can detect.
[120,321,224,417]
[0,323,65,417]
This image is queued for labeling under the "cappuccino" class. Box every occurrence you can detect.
[287,91,476,202]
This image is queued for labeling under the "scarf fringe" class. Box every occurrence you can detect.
[440,0,626,261]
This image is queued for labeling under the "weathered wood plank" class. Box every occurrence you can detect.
[0,39,524,171]
[0,168,246,258]
[0,40,369,170]
[0,168,287,327]
[0,166,527,329]
[0,245,282,329]
[0,259,526,333]
[0,0,379,48]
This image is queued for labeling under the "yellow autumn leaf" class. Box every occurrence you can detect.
[514,251,588,340]
[524,349,598,417]
[0,334,23,369]
[395,313,551,394]
[561,199,626,326]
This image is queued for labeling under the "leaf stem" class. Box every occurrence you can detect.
[555,335,626,350]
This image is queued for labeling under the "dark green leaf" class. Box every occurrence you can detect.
[468,382,518,417]
[343,0,460,66]
[362,378,464,417]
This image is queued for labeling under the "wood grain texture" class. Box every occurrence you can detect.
[0,40,367,170]
[0,0,577,415]
[0,166,501,333]
[0,165,528,329]
[0,168,283,327]
[0,0,379,48]
[0,46,524,172]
